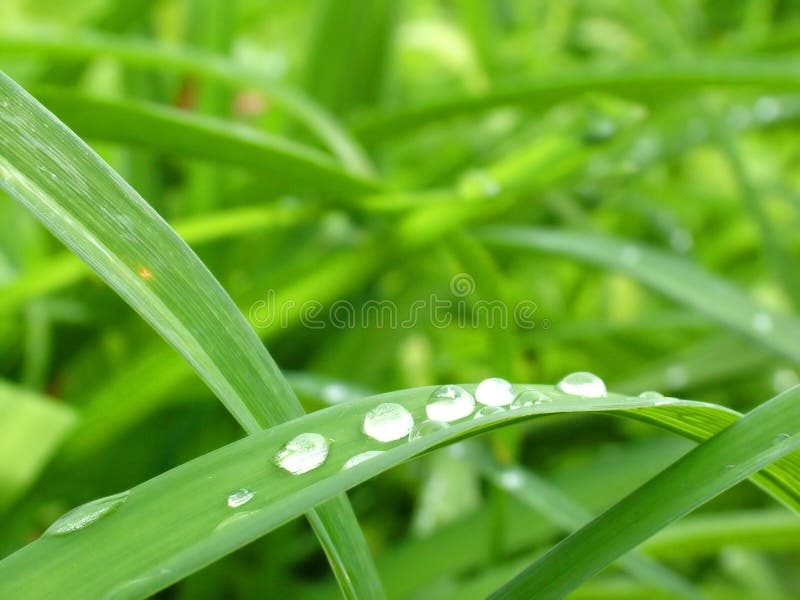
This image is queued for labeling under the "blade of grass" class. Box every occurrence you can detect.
[489,386,800,599]
[469,446,701,599]
[30,88,380,195]
[0,379,76,513]
[0,31,373,174]
[479,226,800,363]
[0,73,383,599]
[1,385,798,598]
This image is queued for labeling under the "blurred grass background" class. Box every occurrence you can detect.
[2,0,800,597]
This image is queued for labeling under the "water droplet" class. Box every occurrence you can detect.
[408,419,449,441]
[473,405,506,419]
[426,385,475,421]
[273,433,329,474]
[556,372,607,398]
[475,377,514,406]
[458,169,501,200]
[343,450,384,469]
[499,468,525,490]
[511,390,550,409]
[620,245,641,266]
[639,390,674,406]
[752,312,774,333]
[45,491,129,536]
[773,433,791,445]
[363,403,414,442]
[227,489,255,508]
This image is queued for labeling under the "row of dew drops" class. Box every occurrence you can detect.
[41,371,792,537]
[42,372,606,535]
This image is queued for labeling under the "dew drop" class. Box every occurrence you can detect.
[363,403,414,442]
[45,491,129,536]
[773,433,791,445]
[475,377,515,406]
[343,450,384,469]
[752,312,774,333]
[473,405,506,419]
[499,468,525,491]
[511,390,550,409]
[556,372,607,398]
[426,385,475,422]
[639,390,674,407]
[227,488,255,508]
[408,419,449,441]
[273,433,329,474]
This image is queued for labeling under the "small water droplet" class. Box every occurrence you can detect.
[227,489,255,508]
[475,378,514,406]
[408,419,449,441]
[556,372,607,398]
[773,433,791,445]
[343,450,384,469]
[473,405,506,419]
[426,385,475,421]
[639,390,674,407]
[45,491,129,536]
[752,312,774,333]
[511,390,550,409]
[273,433,329,474]
[499,468,525,490]
[363,403,414,442]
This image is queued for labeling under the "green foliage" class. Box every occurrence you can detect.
[1,1,800,598]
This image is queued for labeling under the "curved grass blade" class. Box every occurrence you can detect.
[0,385,798,598]
[354,60,800,141]
[0,32,373,174]
[0,73,383,599]
[489,386,800,600]
[479,226,800,363]
[31,88,380,195]
[0,203,312,315]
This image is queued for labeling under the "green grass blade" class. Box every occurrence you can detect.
[479,226,800,363]
[0,31,372,173]
[0,73,383,600]
[0,385,797,598]
[354,60,800,141]
[489,386,800,600]
[30,88,380,195]
[0,203,312,315]
[470,447,701,599]
[0,379,76,513]
[304,0,396,113]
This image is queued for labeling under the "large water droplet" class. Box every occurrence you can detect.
[45,491,129,536]
[227,488,255,508]
[343,450,384,469]
[426,385,475,422]
[475,377,514,406]
[363,403,414,442]
[556,372,607,398]
[473,405,506,419]
[273,433,329,474]
[408,419,449,441]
